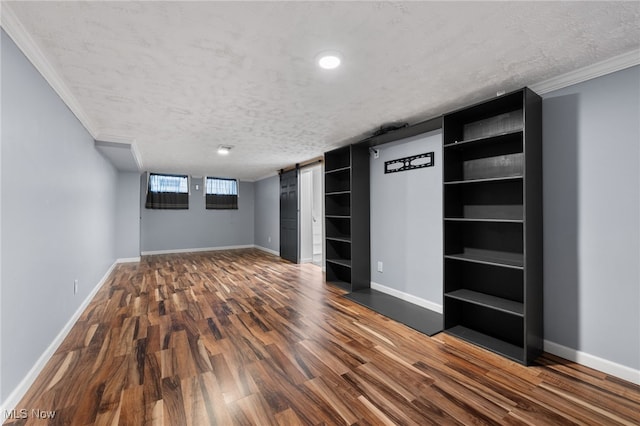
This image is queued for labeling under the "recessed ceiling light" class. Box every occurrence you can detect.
[217,145,233,155]
[317,52,342,70]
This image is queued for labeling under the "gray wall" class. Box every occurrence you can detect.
[115,172,141,259]
[254,175,280,253]
[542,65,639,370]
[1,30,118,402]
[370,131,443,306]
[140,175,255,252]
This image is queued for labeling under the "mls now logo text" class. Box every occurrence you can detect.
[4,409,56,420]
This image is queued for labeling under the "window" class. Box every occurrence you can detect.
[145,173,189,209]
[206,177,238,209]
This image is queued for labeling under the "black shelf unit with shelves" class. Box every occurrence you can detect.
[443,88,542,365]
[324,145,370,292]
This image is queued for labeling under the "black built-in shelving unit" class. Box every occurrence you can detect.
[443,88,542,365]
[324,145,370,291]
[322,88,542,365]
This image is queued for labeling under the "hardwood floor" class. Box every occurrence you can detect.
[4,249,639,425]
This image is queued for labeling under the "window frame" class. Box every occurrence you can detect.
[205,177,239,210]
[145,172,190,210]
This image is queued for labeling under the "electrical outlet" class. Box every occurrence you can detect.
[377,261,383,273]
[74,279,79,294]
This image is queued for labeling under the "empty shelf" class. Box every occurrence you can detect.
[445,289,523,316]
[326,258,352,268]
[325,166,351,174]
[446,325,524,362]
[326,236,351,243]
[444,217,523,224]
[444,175,523,185]
[445,250,523,269]
[444,129,523,149]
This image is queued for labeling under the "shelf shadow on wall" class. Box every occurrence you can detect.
[541,93,580,360]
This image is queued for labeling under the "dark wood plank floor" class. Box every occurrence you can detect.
[4,249,639,425]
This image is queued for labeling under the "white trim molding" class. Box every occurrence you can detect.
[0,261,117,415]
[117,257,141,263]
[130,142,144,171]
[370,281,443,314]
[530,49,640,94]
[254,245,280,256]
[0,3,99,138]
[94,133,143,172]
[140,245,255,256]
[94,133,135,145]
[544,340,640,385]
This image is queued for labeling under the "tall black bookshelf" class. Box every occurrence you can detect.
[324,144,370,291]
[442,88,542,365]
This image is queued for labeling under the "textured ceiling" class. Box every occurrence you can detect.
[4,1,640,180]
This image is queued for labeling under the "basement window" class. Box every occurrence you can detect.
[206,177,238,210]
[145,173,189,209]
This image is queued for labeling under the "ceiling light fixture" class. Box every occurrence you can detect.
[317,52,342,70]
[217,145,233,155]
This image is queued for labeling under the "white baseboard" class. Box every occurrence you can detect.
[253,245,280,256]
[140,244,254,256]
[368,283,639,384]
[300,257,313,264]
[544,340,640,385]
[370,281,443,314]
[0,260,117,414]
[116,256,140,263]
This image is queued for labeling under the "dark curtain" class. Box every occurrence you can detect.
[206,194,238,210]
[145,192,189,209]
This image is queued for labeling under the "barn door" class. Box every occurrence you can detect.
[280,169,299,263]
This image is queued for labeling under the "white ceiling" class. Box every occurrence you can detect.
[3,1,640,181]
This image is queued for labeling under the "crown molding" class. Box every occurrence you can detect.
[130,142,144,171]
[94,132,136,145]
[95,132,143,172]
[1,6,145,172]
[1,3,99,138]
[530,49,640,95]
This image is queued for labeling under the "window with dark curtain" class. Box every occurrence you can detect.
[145,173,189,209]
[206,177,238,209]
